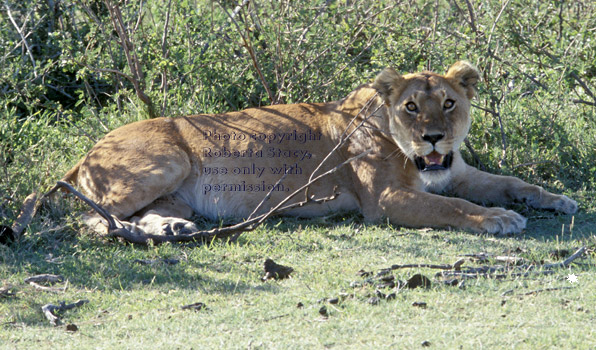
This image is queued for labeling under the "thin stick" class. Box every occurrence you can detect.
[502,286,574,297]
[247,173,288,221]
[160,0,173,117]
[104,0,156,117]
[573,99,596,106]
[382,259,465,272]
[42,299,89,326]
[254,150,372,228]
[439,270,555,279]
[24,274,64,284]
[485,0,511,54]
[308,95,380,184]
[11,192,39,240]
[463,138,486,171]
[463,0,478,34]
[28,281,67,293]
[220,1,274,104]
[5,4,37,77]
[44,181,119,231]
[543,246,586,269]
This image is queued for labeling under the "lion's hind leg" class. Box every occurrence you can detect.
[126,195,198,236]
[80,195,197,236]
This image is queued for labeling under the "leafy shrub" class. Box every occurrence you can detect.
[1,0,595,224]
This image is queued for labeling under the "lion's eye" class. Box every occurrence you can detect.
[405,102,418,112]
[444,99,455,110]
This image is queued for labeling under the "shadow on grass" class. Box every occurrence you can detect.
[0,211,367,296]
[2,197,592,298]
[512,192,596,241]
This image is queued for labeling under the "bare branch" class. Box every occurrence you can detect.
[463,138,486,171]
[569,71,596,102]
[201,0,249,55]
[5,3,37,77]
[44,181,119,231]
[24,274,64,284]
[219,1,275,104]
[572,99,596,106]
[247,173,288,221]
[308,95,381,183]
[486,0,511,54]
[438,246,587,280]
[104,0,157,117]
[511,160,553,169]
[160,0,174,117]
[384,259,465,271]
[463,0,478,34]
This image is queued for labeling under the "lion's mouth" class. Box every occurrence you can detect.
[414,151,454,172]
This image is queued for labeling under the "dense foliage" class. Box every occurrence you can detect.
[1,0,595,225]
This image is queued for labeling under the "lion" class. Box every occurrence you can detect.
[62,61,577,236]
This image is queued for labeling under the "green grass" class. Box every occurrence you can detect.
[1,0,596,348]
[2,204,595,349]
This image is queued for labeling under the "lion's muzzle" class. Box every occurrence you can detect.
[414,151,454,172]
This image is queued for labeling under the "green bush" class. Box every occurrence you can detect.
[1,0,595,224]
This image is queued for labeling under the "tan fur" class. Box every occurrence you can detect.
[64,61,577,236]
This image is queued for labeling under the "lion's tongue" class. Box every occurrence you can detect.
[424,151,444,165]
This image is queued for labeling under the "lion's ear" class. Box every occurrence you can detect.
[372,67,404,106]
[446,61,480,99]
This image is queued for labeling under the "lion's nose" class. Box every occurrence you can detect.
[422,133,444,146]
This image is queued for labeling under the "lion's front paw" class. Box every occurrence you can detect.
[477,208,527,235]
[525,192,578,214]
[550,195,578,214]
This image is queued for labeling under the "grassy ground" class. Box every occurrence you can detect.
[1,0,596,348]
[1,200,595,349]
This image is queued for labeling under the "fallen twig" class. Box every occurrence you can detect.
[439,270,555,280]
[0,286,16,298]
[181,302,207,311]
[438,247,587,279]
[383,259,465,272]
[11,192,40,240]
[42,299,89,326]
[134,258,180,265]
[24,274,65,284]
[44,181,119,231]
[501,286,574,297]
[25,274,67,293]
[28,281,68,293]
[542,246,586,269]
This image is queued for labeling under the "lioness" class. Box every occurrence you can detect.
[63,61,577,236]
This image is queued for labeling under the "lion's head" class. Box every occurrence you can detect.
[373,61,480,185]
